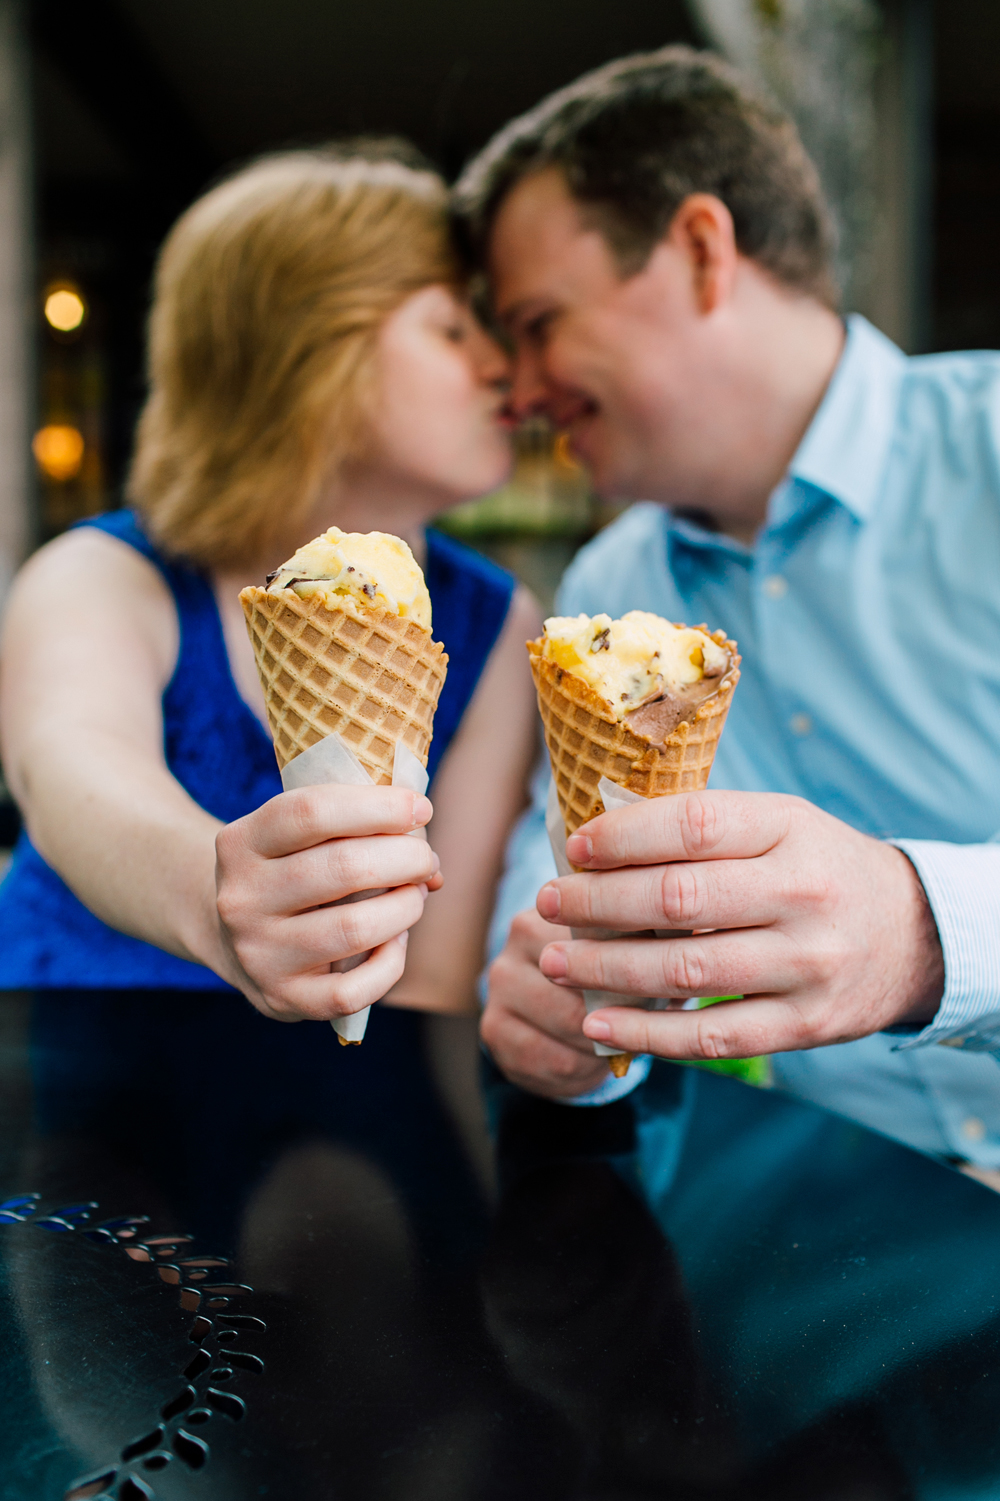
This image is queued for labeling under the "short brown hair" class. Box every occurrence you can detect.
[130,144,459,570]
[454,46,837,308]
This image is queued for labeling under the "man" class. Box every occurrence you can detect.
[454,47,1000,1166]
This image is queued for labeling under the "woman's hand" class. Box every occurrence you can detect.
[215,784,441,1022]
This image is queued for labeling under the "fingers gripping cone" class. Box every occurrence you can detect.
[529,628,740,1079]
[240,585,447,1043]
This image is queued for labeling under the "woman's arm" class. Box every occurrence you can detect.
[387,584,544,1015]
[0,529,437,1019]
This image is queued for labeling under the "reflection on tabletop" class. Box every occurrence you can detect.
[1,989,1000,1498]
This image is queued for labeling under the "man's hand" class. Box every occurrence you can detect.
[481,908,612,1098]
[215,785,441,1022]
[534,791,944,1062]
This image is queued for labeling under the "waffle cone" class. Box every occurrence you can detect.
[530,626,740,1083]
[528,628,740,838]
[241,587,448,780]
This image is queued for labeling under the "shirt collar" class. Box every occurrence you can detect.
[787,313,907,523]
[665,508,750,558]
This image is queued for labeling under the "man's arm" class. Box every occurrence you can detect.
[533,790,949,1063]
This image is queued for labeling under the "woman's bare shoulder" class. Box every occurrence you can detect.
[3,525,179,679]
[13,524,168,591]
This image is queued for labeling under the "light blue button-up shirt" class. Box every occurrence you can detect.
[490,314,1000,1165]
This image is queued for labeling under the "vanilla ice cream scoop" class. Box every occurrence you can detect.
[266,527,432,631]
[541,610,733,746]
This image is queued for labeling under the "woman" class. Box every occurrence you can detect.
[0,146,541,1024]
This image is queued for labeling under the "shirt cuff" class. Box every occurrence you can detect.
[890,839,1000,1051]
[561,1054,653,1106]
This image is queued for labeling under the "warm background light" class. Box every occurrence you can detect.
[44,286,86,333]
[33,424,85,481]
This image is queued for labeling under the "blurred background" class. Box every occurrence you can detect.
[0,0,996,845]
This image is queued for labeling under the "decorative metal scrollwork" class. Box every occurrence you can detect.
[0,1193,265,1500]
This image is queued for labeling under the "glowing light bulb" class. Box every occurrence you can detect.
[33,424,85,481]
[44,286,86,333]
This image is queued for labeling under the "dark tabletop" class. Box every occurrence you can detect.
[1,987,999,1501]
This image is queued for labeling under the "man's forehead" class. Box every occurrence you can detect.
[487,168,615,321]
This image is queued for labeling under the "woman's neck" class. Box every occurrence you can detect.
[309,465,449,559]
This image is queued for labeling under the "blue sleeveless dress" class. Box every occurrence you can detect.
[0,510,515,989]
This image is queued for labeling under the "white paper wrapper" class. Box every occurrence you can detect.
[545,777,683,1059]
[281,737,429,1044]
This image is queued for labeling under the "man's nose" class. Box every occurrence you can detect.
[508,349,551,421]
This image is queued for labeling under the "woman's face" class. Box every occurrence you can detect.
[362,285,514,510]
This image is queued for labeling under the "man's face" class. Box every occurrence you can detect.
[488,168,728,505]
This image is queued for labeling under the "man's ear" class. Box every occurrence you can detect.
[665,194,739,314]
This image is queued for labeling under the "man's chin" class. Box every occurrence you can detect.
[581,454,643,505]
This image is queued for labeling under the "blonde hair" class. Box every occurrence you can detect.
[129,147,459,570]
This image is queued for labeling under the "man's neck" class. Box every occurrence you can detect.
[686,283,846,543]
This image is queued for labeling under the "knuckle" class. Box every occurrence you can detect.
[215,885,240,927]
[256,984,299,1020]
[677,793,724,858]
[296,787,329,825]
[808,940,840,985]
[330,841,371,893]
[334,904,368,953]
[795,868,836,913]
[666,944,707,995]
[550,1048,587,1085]
[215,822,238,863]
[658,864,703,927]
[288,786,343,842]
[325,972,365,1017]
[694,1014,731,1060]
[510,908,539,943]
[325,994,356,1020]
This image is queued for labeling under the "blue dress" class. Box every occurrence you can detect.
[0,509,515,989]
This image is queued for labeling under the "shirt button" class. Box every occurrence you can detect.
[790,712,812,736]
[762,574,788,599]
[963,1116,987,1142]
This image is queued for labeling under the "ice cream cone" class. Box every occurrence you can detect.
[529,626,740,1079]
[528,628,739,837]
[240,586,448,780]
